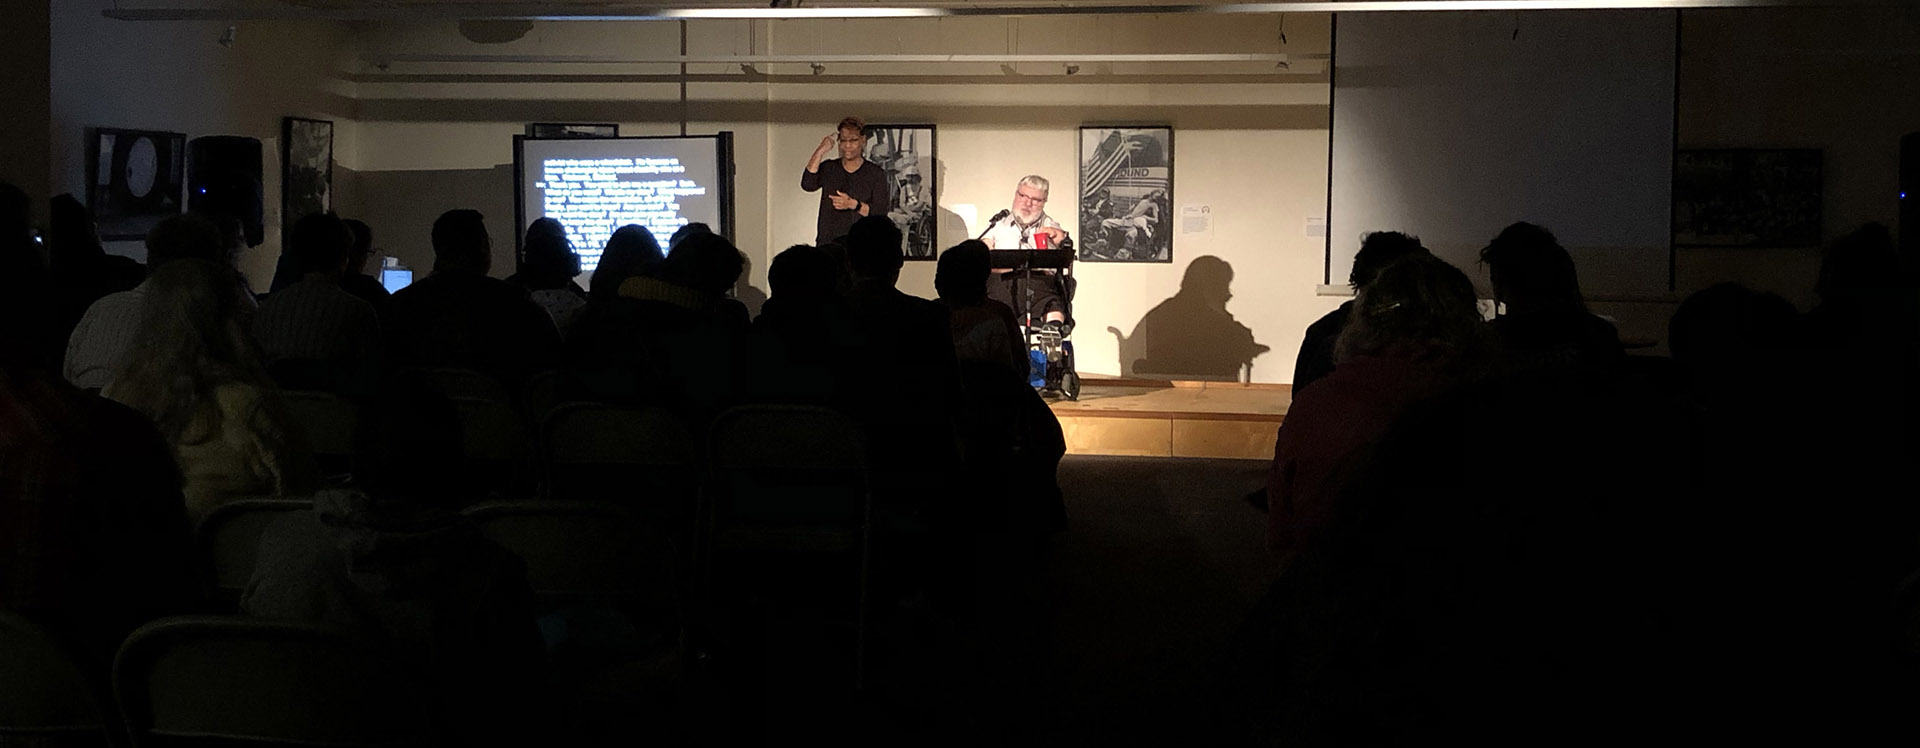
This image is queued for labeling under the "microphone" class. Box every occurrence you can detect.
[976,209,1012,240]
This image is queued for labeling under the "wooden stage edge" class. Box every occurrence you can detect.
[1047,376,1292,461]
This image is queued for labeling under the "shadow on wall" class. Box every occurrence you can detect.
[351,164,518,277]
[933,158,971,251]
[734,250,767,318]
[1109,255,1271,382]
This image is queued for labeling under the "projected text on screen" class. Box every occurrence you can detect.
[534,157,710,269]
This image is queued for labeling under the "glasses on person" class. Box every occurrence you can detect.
[1016,191,1048,204]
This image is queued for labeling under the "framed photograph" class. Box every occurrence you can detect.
[1078,126,1174,263]
[863,124,938,260]
[87,128,187,241]
[281,117,334,230]
[1673,148,1822,248]
[527,122,620,139]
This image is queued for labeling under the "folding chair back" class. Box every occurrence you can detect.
[542,403,697,517]
[708,404,868,529]
[195,498,314,611]
[280,389,358,477]
[0,611,109,745]
[464,500,677,609]
[114,616,435,748]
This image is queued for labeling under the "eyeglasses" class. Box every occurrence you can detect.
[1016,191,1048,204]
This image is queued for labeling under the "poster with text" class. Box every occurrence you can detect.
[1078,126,1173,263]
[864,124,937,260]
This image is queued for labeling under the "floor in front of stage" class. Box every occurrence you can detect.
[1047,377,1291,460]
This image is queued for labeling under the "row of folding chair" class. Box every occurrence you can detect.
[215,401,876,686]
[0,611,434,748]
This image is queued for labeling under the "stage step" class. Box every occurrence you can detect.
[1048,378,1291,460]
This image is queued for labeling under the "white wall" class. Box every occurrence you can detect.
[348,14,1337,383]
[56,6,1917,377]
[50,1,355,286]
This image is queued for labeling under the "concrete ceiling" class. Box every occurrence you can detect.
[101,0,1895,21]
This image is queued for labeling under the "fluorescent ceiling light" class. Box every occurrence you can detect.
[659,8,947,18]
[100,0,1849,22]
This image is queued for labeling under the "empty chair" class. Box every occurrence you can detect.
[114,615,436,748]
[541,403,697,518]
[278,389,358,479]
[0,611,111,748]
[195,498,314,611]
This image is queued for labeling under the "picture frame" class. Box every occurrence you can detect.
[1673,148,1822,248]
[863,124,938,260]
[87,127,187,241]
[527,122,620,139]
[281,117,334,232]
[1078,126,1174,263]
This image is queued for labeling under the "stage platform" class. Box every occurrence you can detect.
[1048,377,1291,460]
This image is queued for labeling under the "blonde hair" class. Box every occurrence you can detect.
[107,259,274,443]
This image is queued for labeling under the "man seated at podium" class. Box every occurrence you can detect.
[982,175,1071,327]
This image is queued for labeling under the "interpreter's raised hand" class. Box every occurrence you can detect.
[830,190,859,210]
[816,134,838,155]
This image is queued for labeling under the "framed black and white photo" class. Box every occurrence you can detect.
[863,124,938,260]
[1078,126,1174,263]
[281,117,333,229]
[527,122,620,139]
[87,127,186,241]
[1673,148,1822,248]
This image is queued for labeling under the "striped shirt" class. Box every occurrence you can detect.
[252,277,383,378]
[62,284,148,391]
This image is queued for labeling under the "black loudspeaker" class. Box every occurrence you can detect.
[188,135,264,247]
[1902,132,1918,259]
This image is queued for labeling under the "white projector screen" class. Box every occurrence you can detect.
[514,134,733,280]
[1328,10,1677,299]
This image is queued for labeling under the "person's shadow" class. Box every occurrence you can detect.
[734,249,768,318]
[933,158,971,250]
[1109,256,1270,381]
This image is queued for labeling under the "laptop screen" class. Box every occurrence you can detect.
[381,268,413,294]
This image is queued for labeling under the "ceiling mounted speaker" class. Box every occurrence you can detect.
[458,20,534,44]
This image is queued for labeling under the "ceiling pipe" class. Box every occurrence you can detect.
[375,53,1326,65]
[101,0,1884,22]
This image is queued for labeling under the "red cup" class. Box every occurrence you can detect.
[1033,231,1050,249]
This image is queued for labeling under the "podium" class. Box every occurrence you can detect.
[987,249,1074,271]
[990,249,1073,327]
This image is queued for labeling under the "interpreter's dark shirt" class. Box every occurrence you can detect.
[801,159,891,245]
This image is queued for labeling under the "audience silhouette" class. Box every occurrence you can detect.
[252,212,383,396]
[1292,230,1427,393]
[6,165,1917,747]
[385,209,561,389]
[508,216,589,334]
